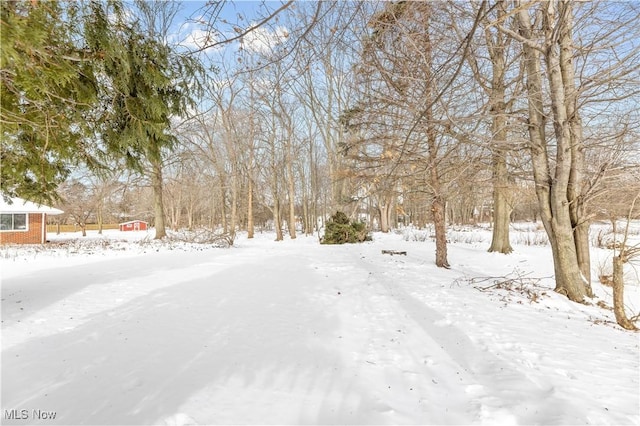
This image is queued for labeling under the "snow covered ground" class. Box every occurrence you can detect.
[1,227,639,425]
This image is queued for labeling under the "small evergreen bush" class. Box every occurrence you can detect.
[321,211,372,244]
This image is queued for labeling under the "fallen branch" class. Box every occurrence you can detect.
[453,269,552,304]
[157,229,235,247]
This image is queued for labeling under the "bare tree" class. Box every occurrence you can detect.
[480,1,516,253]
[58,179,95,237]
[347,2,480,266]
[611,189,640,331]
[509,1,591,301]
[504,0,640,301]
[288,2,364,216]
[84,167,123,234]
[590,139,640,329]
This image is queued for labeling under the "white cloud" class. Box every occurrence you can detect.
[184,28,217,50]
[239,24,289,54]
[174,22,219,53]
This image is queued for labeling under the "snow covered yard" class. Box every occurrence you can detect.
[1,229,638,425]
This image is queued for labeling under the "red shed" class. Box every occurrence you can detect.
[119,220,149,232]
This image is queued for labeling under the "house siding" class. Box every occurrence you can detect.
[0,213,45,244]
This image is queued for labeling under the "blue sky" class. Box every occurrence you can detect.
[179,1,265,22]
[169,1,289,53]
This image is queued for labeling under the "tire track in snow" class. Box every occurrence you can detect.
[348,247,581,425]
[3,250,342,425]
[308,247,478,424]
[2,248,258,350]
[153,251,409,425]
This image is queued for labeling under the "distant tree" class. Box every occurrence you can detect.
[470,0,517,254]
[58,179,95,237]
[87,168,122,234]
[289,2,364,217]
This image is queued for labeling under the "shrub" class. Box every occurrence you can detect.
[321,211,372,244]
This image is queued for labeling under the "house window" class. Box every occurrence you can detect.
[0,213,28,231]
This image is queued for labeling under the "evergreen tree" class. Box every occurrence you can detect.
[321,211,371,244]
[1,1,100,202]
[85,1,202,238]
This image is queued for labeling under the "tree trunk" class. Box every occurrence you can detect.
[378,198,392,233]
[516,2,586,302]
[187,201,194,231]
[486,9,513,254]
[427,116,448,268]
[547,219,586,300]
[97,203,104,235]
[151,160,167,239]
[302,191,311,235]
[170,198,180,232]
[368,197,375,231]
[423,5,449,269]
[286,155,297,239]
[573,218,592,295]
[230,165,238,240]
[273,198,283,241]
[309,133,318,235]
[247,177,254,239]
[218,177,227,234]
[271,139,283,242]
[209,195,216,229]
[612,254,636,330]
[448,204,457,227]
[432,195,449,268]
[559,1,592,297]
[543,2,587,301]
[488,151,513,254]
